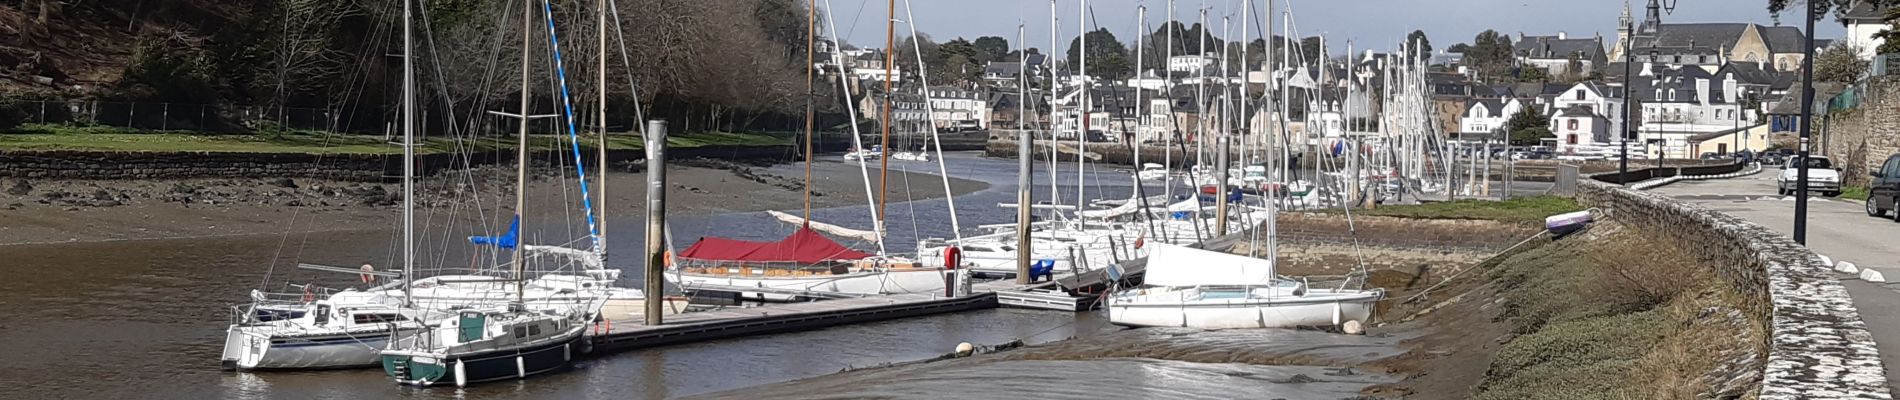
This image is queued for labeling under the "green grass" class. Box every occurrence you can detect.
[1357,196,1583,224]
[0,124,787,154]
[1842,185,1871,201]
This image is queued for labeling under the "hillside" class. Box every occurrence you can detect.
[0,0,830,135]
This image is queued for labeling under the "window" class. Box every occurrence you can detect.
[1568,120,1579,131]
[1568,134,1579,144]
[1576,90,1587,101]
[1884,157,1900,177]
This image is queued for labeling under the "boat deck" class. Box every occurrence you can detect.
[587,292,997,354]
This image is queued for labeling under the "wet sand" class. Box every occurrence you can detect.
[0,159,986,246]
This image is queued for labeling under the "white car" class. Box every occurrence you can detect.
[1778,156,1842,196]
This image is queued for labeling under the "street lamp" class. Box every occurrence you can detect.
[1794,0,1816,244]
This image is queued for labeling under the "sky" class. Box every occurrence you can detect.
[827,0,1849,57]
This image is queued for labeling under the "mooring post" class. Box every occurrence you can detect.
[644,119,668,326]
[1016,129,1034,285]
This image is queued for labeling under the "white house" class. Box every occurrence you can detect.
[926,86,990,131]
[1168,54,1218,74]
[1125,70,1171,91]
[1460,98,1523,136]
[1551,105,1611,153]
[1845,3,1888,59]
[1633,65,1762,158]
[1549,82,1626,140]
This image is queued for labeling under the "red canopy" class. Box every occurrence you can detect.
[678,227,874,264]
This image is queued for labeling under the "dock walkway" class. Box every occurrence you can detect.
[588,292,997,354]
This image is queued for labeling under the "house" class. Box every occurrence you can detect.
[1629,64,1763,158]
[1549,82,1628,141]
[859,90,929,134]
[1461,98,1524,137]
[1551,105,1611,153]
[926,86,990,131]
[1515,32,1610,78]
[1609,0,1811,72]
[981,54,1049,88]
[1686,124,1772,156]
[848,51,904,82]
[1844,3,1889,59]
[1168,54,1218,74]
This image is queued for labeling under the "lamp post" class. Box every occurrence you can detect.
[1794,0,1816,244]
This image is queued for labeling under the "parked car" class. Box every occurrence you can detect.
[1700,152,1727,160]
[1778,156,1842,197]
[1868,153,1900,220]
[1758,153,1784,166]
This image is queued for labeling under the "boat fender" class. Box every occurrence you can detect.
[1331,302,1343,326]
[360,264,375,284]
[454,360,467,387]
[942,246,963,270]
[516,356,526,378]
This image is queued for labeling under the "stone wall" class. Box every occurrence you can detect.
[0,145,793,182]
[1820,76,1900,188]
[1275,212,1534,253]
[1577,180,1891,399]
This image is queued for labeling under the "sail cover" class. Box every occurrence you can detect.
[1142,243,1275,287]
[678,227,874,264]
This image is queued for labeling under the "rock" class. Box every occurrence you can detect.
[1818,254,1834,267]
[953,342,974,357]
[3,179,31,196]
[1341,320,1366,335]
[30,75,53,85]
[274,178,298,189]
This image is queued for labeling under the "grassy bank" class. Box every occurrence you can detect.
[1843,185,1871,201]
[1469,223,1763,399]
[0,124,787,154]
[1354,196,1582,224]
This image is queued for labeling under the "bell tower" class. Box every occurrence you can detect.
[1640,0,1663,35]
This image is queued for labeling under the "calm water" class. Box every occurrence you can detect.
[0,152,1385,399]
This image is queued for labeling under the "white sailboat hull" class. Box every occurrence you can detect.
[223,325,420,370]
[1106,288,1382,329]
[672,268,949,301]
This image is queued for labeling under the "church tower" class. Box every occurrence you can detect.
[1639,0,1663,35]
[1615,0,1633,60]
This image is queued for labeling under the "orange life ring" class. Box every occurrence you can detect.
[359,264,375,284]
[942,246,963,270]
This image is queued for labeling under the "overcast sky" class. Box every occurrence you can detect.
[826,0,1847,56]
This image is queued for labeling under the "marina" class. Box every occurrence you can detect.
[1,0,1886,398]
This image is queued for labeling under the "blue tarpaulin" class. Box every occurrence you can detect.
[469,217,520,249]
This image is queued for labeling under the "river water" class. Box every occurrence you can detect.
[0,152,1396,399]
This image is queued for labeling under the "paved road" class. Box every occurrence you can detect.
[1650,168,1900,391]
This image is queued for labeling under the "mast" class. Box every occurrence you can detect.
[1214,14,1229,236]
[1240,0,1250,170]
[597,0,609,259]
[1076,0,1088,214]
[514,0,530,301]
[1195,7,1207,172]
[1133,5,1145,189]
[804,0,816,222]
[1047,0,1060,221]
[901,0,962,240]
[1163,0,1174,207]
[878,0,894,242]
[819,0,884,255]
[400,0,415,302]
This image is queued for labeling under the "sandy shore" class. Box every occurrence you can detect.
[0,159,988,246]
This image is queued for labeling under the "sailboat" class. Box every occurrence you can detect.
[379,0,610,386]
[1105,243,1382,329]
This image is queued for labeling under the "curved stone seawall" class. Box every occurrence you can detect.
[0,145,792,182]
[1579,180,1891,399]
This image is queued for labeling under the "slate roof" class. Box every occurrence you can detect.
[1558,105,1601,118]
[1468,98,1509,118]
[1516,36,1607,60]
[1636,23,1751,50]
[1758,26,1809,54]
[1845,2,1887,23]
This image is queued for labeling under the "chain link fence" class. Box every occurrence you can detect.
[1,100,370,134]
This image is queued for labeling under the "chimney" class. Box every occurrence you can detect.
[1695,78,1710,107]
[1724,74,1738,104]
